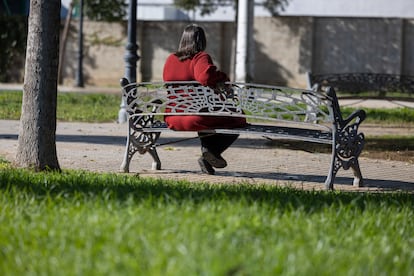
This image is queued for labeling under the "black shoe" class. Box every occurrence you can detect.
[198,157,215,175]
[202,149,227,168]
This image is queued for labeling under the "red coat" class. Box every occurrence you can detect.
[163,51,229,86]
[163,52,247,131]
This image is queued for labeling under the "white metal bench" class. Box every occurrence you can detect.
[120,78,366,190]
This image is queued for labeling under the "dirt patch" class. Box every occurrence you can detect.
[362,136,414,163]
[362,150,414,163]
[266,136,414,164]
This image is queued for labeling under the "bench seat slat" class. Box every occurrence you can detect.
[140,123,333,144]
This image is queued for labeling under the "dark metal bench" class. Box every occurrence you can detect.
[307,72,414,99]
[120,78,366,190]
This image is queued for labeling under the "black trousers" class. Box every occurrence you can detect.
[198,132,239,155]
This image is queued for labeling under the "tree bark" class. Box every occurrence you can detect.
[15,0,61,171]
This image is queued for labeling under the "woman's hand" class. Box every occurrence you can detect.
[215,82,234,99]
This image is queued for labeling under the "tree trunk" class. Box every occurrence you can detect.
[15,0,61,171]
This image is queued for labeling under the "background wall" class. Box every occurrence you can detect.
[38,17,414,88]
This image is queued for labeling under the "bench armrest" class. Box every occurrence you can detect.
[341,109,366,129]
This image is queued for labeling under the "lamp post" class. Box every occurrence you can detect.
[118,0,140,123]
[235,0,254,82]
[75,0,84,87]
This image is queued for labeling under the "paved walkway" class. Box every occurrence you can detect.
[1,83,413,192]
[1,119,413,192]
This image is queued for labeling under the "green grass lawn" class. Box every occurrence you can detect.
[0,91,120,122]
[0,167,413,275]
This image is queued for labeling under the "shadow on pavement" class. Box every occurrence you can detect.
[214,171,414,191]
[0,134,270,148]
[141,169,414,192]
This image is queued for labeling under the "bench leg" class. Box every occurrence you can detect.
[326,154,364,189]
[120,144,161,172]
[327,127,365,189]
[148,147,161,170]
[325,151,339,191]
[121,128,162,172]
[326,153,365,190]
[350,159,363,187]
[120,134,137,173]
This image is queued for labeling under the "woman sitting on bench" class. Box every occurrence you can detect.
[163,24,247,175]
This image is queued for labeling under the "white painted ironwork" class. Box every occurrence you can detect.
[120,79,366,190]
[122,81,333,131]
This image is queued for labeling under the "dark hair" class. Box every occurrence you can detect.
[175,24,207,61]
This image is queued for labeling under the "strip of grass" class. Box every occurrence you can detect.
[0,91,120,122]
[0,167,413,275]
[1,90,414,124]
[341,106,414,125]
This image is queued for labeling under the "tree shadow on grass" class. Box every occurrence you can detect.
[216,171,414,192]
[1,168,413,214]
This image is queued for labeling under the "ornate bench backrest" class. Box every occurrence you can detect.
[121,80,335,130]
